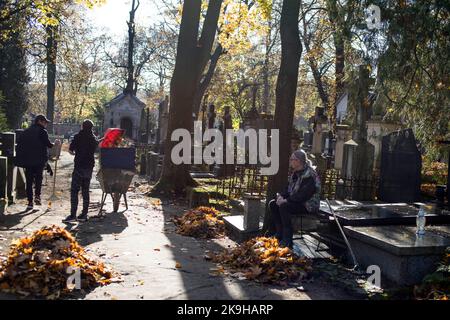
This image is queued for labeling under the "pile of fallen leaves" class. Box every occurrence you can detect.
[209,237,312,285]
[0,225,118,299]
[173,206,225,239]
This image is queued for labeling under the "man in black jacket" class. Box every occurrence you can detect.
[63,119,98,222]
[16,115,54,210]
[269,149,320,248]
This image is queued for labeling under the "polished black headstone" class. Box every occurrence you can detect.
[379,129,421,202]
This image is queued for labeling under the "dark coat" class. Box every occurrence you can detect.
[281,166,321,213]
[15,124,53,168]
[70,129,98,169]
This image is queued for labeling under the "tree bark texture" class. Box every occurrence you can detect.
[154,0,223,194]
[263,0,302,231]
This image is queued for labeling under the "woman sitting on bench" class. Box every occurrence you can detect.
[269,149,321,248]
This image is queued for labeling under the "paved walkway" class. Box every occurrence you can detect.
[0,150,359,300]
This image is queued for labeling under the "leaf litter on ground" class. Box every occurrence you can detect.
[208,237,312,285]
[172,206,226,239]
[0,225,121,299]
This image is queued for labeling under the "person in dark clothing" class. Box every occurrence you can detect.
[269,149,321,248]
[15,115,54,210]
[63,119,98,222]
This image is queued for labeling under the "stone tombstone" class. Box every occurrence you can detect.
[0,156,7,201]
[243,106,259,130]
[158,95,170,152]
[367,119,402,169]
[379,129,422,202]
[302,129,313,150]
[341,65,375,200]
[147,151,161,181]
[291,127,302,153]
[334,125,352,170]
[311,123,326,154]
[217,106,235,177]
[256,112,274,131]
[0,132,17,204]
[311,107,328,155]
[243,194,262,231]
[207,104,216,129]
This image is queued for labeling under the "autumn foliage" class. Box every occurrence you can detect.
[210,237,312,285]
[173,206,226,239]
[0,225,118,299]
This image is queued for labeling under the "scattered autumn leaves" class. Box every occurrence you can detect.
[0,225,119,299]
[173,206,226,239]
[208,237,312,285]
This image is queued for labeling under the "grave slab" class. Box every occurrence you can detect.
[223,215,263,243]
[319,201,450,226]
[344,225,450,285]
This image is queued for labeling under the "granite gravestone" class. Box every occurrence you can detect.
[379,129,422,202]
[341,65,375,200]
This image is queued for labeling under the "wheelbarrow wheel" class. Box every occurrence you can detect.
[113,192,121,212]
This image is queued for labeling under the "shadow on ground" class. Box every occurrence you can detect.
[0,208,45,230]
[154,195,285,300]
[64,209,128,246]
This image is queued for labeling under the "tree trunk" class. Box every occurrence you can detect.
[334,34,345,114]
[192,44,224,117]
[262,18,273,113]
[46,25,57,134]
[326,0,346,122]
[153,0,223,194]
[263,0,302,232]
[125,0,138,94]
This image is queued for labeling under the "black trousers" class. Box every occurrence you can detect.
[70,168,93,216]
[25,165,45,203]
[269,199,308,246]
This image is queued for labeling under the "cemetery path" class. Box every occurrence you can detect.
[0,149,360,300]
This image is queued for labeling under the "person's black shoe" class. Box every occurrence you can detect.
[35,197,41,206]
[77,214,88,222]
[63,215,77,223]
[26,202,34,211]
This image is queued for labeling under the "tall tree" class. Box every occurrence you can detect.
[263,0,302,232]
[0,4,29,129]
[46,24,57,133]
[125,0,138,94]
[154,0,223,193]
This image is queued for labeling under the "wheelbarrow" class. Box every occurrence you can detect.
[96,147,136,213]
[97,168,134,213]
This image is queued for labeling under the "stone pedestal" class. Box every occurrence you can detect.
[334,125,352,170]
[147,152,161,181]
[187,187,210,208]
[243,194,263,232]
[342,138,375,201]
[312,123,327,154]
[223,215,263,243]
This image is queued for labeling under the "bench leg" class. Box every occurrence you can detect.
[298,215,304,239]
